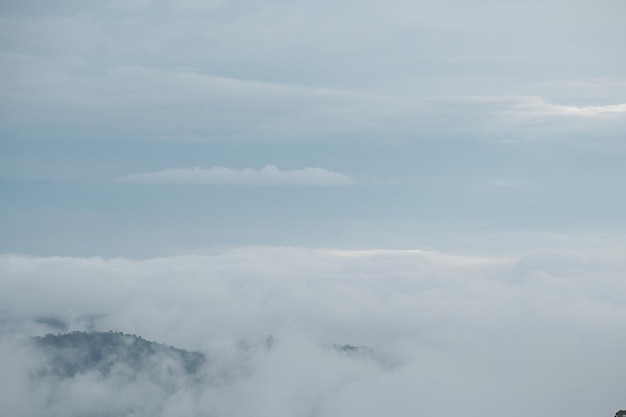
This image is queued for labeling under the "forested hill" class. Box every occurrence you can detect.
[32,331,206,378]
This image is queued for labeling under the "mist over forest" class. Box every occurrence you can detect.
[1,248,625,416]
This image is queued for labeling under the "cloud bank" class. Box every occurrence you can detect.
[1,246,625,416]
[117,165,354,186]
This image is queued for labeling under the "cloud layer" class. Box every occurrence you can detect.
[2,1,625,143]
[117,165,354,186]
[1,246,625,416]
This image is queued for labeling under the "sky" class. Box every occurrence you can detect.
[1,0,625,256]
[1,1,626,416]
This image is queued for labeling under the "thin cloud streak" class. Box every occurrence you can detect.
[117,165,355,186]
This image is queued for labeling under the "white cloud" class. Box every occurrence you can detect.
[435,94,626,120]
[116,165,354,186]
[497,95,626,119]
[1,246,625,416]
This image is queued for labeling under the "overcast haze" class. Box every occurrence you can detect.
[1,0,625,416]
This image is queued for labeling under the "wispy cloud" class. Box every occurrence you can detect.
[117,165,354,186]
[497,96,626,119]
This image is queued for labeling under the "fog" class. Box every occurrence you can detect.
[1,246,624,416]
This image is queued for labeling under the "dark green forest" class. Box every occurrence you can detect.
[33,331,206,378]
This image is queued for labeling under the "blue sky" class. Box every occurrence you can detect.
[1,0,625,256]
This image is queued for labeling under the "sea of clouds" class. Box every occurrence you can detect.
[1,246,625,417]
